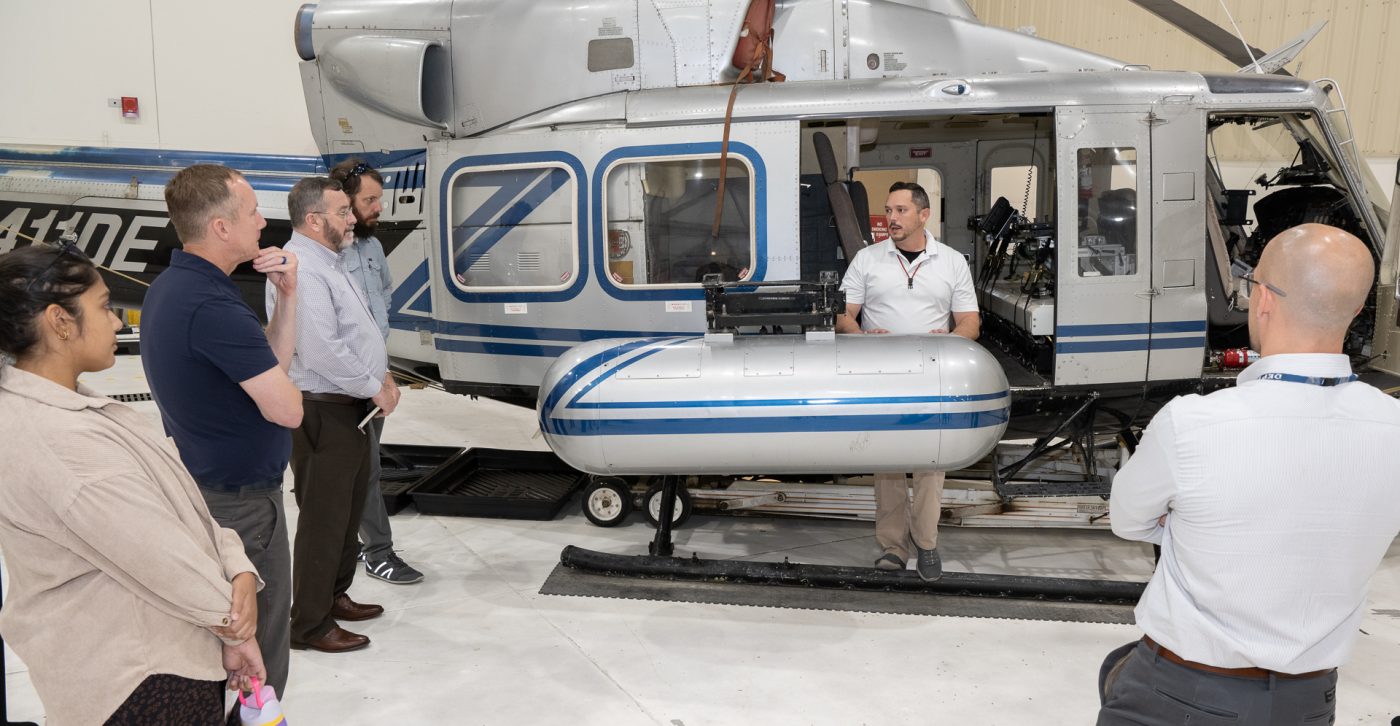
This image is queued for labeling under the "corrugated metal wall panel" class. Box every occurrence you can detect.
[965,0,1400,156]
[1369,1,1400,155]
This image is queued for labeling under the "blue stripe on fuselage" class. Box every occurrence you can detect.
[567,391,1010,409]
[537,338,680,433]
[0,145,428,194]
[547,409,1011,437]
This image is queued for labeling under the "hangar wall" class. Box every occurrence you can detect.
[966,0,1400,187]
[0,0,316,155]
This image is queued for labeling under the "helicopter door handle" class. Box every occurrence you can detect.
[1135,288,1162,298]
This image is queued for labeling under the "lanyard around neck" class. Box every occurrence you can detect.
[895,251,925,289]
[1257,372,1358,387]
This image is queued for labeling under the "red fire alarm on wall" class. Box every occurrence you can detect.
[120,96,139,119]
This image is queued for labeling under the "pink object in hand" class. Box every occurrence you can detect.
[238,677,287,726]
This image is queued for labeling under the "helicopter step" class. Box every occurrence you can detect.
[989,479,1112,499]
[985,442,1118,500]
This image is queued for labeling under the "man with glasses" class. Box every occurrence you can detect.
[330,159,424,585]
[141,163,302,698]
[268,177,398,653]
[1097,223,1400,724]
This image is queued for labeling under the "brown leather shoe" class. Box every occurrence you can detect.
[291,625,369,653]
[331,593,384,621]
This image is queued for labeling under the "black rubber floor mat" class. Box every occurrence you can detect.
[539,564,1137,624]
[411,448,586,520]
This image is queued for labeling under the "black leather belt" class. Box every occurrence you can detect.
[301,391,366,405]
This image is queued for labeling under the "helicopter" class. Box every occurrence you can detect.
[1,0,1396,517]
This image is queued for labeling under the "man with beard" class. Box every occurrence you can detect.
[330,159,424,585]
[1097,224,1400,725]
[268,177,398,653]
[836,181,979,581]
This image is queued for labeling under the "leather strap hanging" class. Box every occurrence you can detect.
[710,0,784,244]
[731,0,775,72]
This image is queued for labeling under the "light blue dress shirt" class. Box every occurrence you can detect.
[344,234,393,342]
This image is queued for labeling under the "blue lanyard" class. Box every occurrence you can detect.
[1257,372,1358,387]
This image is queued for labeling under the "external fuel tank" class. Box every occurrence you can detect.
[537,333,1010,476]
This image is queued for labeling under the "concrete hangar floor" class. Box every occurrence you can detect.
[3,355,1398,725]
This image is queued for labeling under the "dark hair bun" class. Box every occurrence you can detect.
[0,244,100,359]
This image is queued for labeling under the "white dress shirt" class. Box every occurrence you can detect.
[840,230,978,333]
[267,231,387,399]
[1112,353,1400,672]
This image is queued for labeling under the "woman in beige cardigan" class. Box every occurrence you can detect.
[0,243,265,725]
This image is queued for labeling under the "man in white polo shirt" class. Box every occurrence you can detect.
[1097,224,1400,724]
[837,181,980,580]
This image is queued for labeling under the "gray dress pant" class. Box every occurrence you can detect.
[1097,640,1337,725]
[198,486,292,696]
[358,415,395,560]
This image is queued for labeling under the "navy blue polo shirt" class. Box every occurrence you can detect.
[140,250,290,491]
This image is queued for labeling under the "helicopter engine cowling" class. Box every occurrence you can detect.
[537,334,1010,476]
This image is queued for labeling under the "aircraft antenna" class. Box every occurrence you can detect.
[1216,0,1261,72]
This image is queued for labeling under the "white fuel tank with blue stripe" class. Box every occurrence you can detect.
[537,334,1010,476]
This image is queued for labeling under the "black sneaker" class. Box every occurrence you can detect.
[874,552,905,571]
[364,552,424,585]
[915,547,942,582]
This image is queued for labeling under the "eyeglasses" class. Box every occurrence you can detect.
[1239,272,1287,299]
[316,208,354,220]
[24,236,88,293]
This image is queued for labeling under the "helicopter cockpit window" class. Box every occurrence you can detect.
[990,165,1039,220]
[1204,111,1381,354]
[603,156,754,286]
[1076,147,1138,277]
[1205,112,1375,262]
[446,164,578,291]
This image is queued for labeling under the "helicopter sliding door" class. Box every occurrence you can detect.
[1053,108,1152,386]
[1146,105,1208,381]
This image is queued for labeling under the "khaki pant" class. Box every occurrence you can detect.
[874,471,945,560]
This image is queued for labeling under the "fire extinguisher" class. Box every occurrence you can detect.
[1210,347,1259,370]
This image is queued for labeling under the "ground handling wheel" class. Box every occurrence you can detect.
[644,481,692,528]
[582,477,632,527]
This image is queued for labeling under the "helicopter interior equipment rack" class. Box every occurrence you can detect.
[702,271,844,333]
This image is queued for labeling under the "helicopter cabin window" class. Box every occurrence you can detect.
[989,165,1039,221]
[445,164,578,291]
[1076,147,1138,277]
[604,156,754,286]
